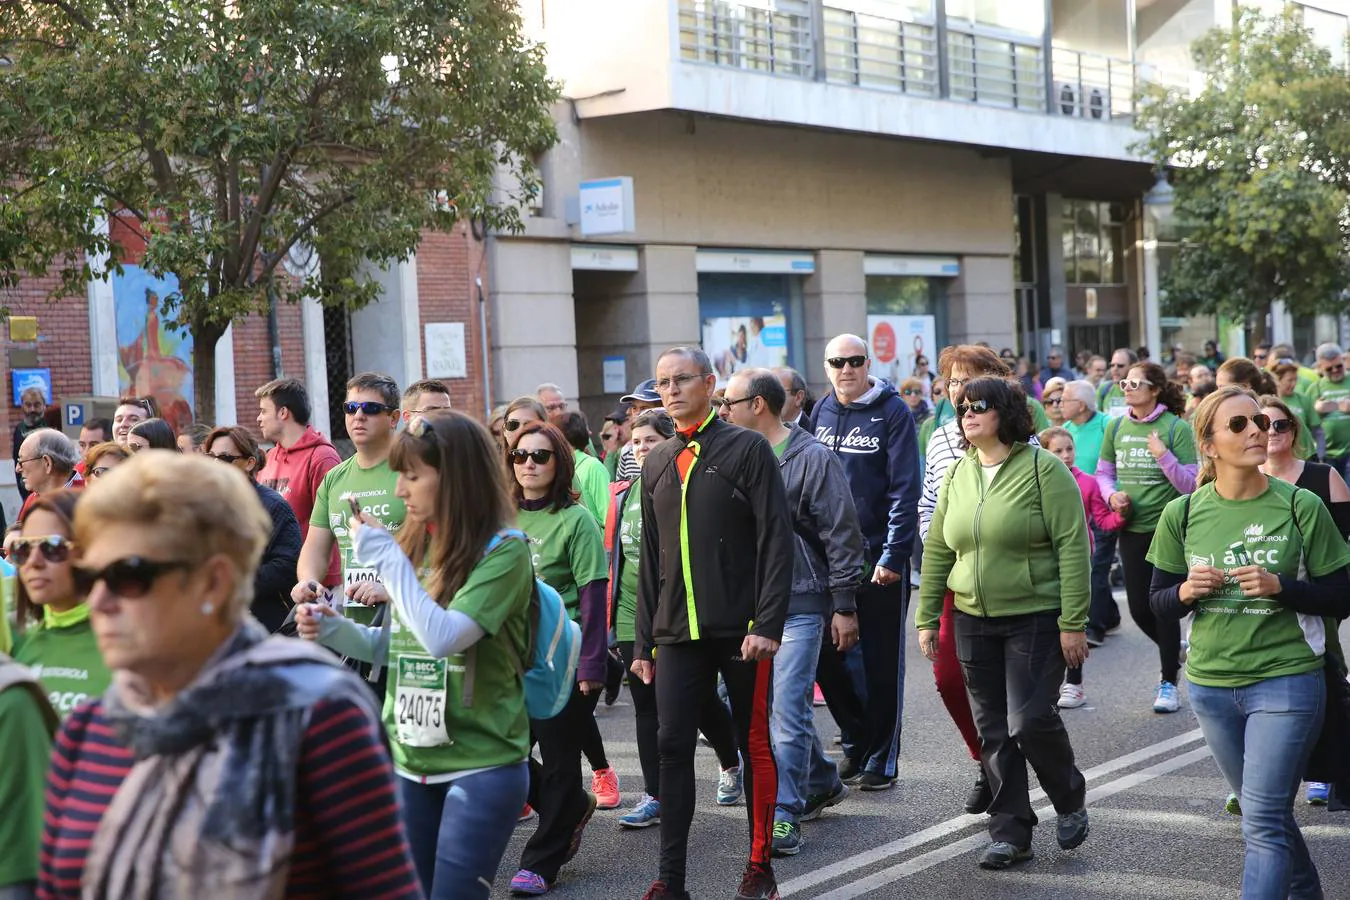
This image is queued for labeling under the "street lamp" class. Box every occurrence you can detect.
[1143,172,1174,223]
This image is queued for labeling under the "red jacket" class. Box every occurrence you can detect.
[257,427,342,586]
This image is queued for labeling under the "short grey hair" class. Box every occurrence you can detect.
[31,429,79,474]
[775,366,807,395]
[1317,343,1344,361]
[657,346,714,376]
[535,382,564,397]
[738,368,787,417]
[1063,380,1096,405]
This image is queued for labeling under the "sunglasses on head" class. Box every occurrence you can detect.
[957,399,991,417]
[72,556,191,598]
[1225,414,1271,434]
[343,400,395,416]
[509,448,555,465]
[9,535,73,566]
[827,356,868,370]
[1119,378,1149,391]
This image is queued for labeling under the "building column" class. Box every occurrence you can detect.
[948,256,1018,349]
[351,256,424,390]
[213,325,237,426]
[487,238,576,404]
[802,250,865,396]
[86,215,120,397]
[1035,193,1068,362]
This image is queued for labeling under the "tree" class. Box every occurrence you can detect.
[0,0,558,421]
[1134,7,1350,323]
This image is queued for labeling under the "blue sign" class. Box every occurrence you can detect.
[65,403,85,427]
[12,368,52,407]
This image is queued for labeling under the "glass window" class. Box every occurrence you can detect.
[1061,204,1077,284]
[698,274,803,387]
[947,0,1044,35]
[866,276,948,386]
[1014,195,1035,284]
[1073,203,1101,283]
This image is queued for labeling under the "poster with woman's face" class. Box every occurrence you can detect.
[702,314,788,387]
[867,314,936,389]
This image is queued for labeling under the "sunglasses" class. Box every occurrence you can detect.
[1326,364,1345,374]
[509,448,555,465]
[1225,414,1271,434]
[827,356,868,370]
[957,399,991,417]
[343,401,396,416]
[1119,379,1149,391]
[73,556,191,598]
[504,418,533,432]
[902,389,921,397]
[10,535,73,566]
[1267,418,1295,434]
[210,452,248,464]
[1045,396,1062,406]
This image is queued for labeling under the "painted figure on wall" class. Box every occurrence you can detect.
[112,266,194,433]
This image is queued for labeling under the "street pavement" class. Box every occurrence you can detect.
[494,600,1350,899]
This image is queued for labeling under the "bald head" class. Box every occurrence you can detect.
[823,333,872,404]
[825,334,867,358]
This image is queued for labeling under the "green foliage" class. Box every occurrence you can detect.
[0,0,558,419]
[1134,7,1350,321]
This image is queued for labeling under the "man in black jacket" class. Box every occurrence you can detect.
[632,347,794,900]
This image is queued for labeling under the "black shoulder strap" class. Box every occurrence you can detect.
[1180,492,1192,544]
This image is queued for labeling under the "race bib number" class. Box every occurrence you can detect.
[395,656,450,747]
[344,566,380,607]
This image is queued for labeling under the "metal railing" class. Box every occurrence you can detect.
[821,6,938,96]
[677,0,814,79]
[946,24,1045,112]
[1050,47,1136,121]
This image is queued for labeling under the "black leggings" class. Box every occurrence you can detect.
[617,641,739,798]
[1118,528,1181,684]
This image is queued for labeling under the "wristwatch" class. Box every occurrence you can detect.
[834,609,857,617]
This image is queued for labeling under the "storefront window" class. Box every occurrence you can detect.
[1063,199,1125,285]
[698,274,804,387]
[866,275,948,387]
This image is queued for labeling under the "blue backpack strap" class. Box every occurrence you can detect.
[463,528,532,708]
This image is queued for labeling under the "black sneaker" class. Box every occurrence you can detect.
[837,758,863,784]
[735,862,779,900]
[858,771,896,791]
[964,765,993,814]
[771,821,801,857]
[977,841,1033,869]
[1085,628,1105,648]
[1056,808,1089,850]
[802,782,849,822]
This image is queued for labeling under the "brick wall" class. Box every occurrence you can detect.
[231,299,306,439]
[415,222,491,419]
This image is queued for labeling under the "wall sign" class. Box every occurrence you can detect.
[424,322,467,379]
[571,244,639,271]
[863,255,961,278]
[579,177,636,236]
[695,250,815,275]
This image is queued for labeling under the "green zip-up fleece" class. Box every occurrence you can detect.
[916,442,1091,633]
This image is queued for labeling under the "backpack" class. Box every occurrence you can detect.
[481,529,581,720]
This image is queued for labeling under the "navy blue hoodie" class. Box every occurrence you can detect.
[813,377,919,573]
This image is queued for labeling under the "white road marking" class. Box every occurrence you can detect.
[779,729,1206,897]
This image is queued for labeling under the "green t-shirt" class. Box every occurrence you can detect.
[384,538,533,777]
[0,681,52,886]
[1309,376,1350,458]
[1065,412,1108,475]
[1283,391,1320,460]
[311,456,406,626]
[572,449,611,528]
[616,481,644,643]
[1146,480,1350,688]
[516,504,608,620]
[12,606,111,719]
[1098,383,1129,418]
[1099,411,1196,533]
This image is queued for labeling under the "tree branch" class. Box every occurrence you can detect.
[259,192,356,282]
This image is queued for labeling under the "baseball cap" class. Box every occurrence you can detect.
[605,402,630,423]
[621,378,661,404]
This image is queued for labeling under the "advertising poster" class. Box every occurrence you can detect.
[701,314,788,387]
[112,265,195,433]
[868,314,936,388]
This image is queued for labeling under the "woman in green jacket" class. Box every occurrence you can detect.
[11,491,110,720]
[916,377,1091,871]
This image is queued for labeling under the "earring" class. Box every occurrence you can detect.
[201,602,215,615]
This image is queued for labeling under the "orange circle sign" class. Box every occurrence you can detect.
[872,322,897,364]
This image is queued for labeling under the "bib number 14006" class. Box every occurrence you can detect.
[395,656,450,747]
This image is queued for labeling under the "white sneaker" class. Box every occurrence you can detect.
[1057,683,1086,709]
[1153,680,1180,713]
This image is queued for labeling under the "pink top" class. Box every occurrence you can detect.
[1071,465,1126,547]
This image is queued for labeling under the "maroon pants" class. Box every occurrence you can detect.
[935,590,982,760]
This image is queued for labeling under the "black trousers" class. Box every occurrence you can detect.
[815,641,870,762]
[1088,524,1121,633]
[618,641,739,798]
[521,683,601,882]
[655,638,777,892]
[955,610,1086,848]
[1118,529,1182,684]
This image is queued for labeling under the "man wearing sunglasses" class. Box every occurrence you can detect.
[813,333,920,793]
[1098,348,1137,418]
[292,373,405,643]
[1312,342,1350,478]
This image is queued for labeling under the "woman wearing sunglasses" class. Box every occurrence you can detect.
[11,491,109,720]
[900,378,931,431]
[204,426,302,633]
[506,421,609,896]
[502,396,548,449]
[1272,361,1322,460]
[40,452,419,900]
[605,409,742,831]
[1095,361,1196,714]
[126,417,178,452]
[83,442,131,482]
[1147,386,1350,899]
[916,377,1091,870]
[298,413,537,898]
[1040,377,1067,427]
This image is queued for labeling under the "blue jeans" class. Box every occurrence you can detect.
[1189,672,1326,900]
[399,761,530,899]
[770,611,844,824]
[1088,525,1120,633]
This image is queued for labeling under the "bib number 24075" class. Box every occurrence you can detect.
[395,656,450,747]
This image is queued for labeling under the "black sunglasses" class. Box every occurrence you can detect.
[504,418,531,432]
[10,535,73,566]
[901,389,921,397]
[1268,418,1295,434]
[957,399,991,417]
[1226,414,1271,434]
[827,356,868,370]
[73,556,192,598]
[210,453,247,464]
[509,448,555,465]
[343,401,396,416]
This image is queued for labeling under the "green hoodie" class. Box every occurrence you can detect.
[916,442,1090,633]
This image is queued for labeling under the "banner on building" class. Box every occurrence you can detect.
[701,314,788,388]
[868,314,936,388]
[112,265,195,433]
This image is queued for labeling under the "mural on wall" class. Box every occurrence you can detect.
[112,265,195,433]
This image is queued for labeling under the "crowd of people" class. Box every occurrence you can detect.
[0,331,1346,900]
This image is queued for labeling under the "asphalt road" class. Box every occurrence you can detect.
[493,600,1350,899]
